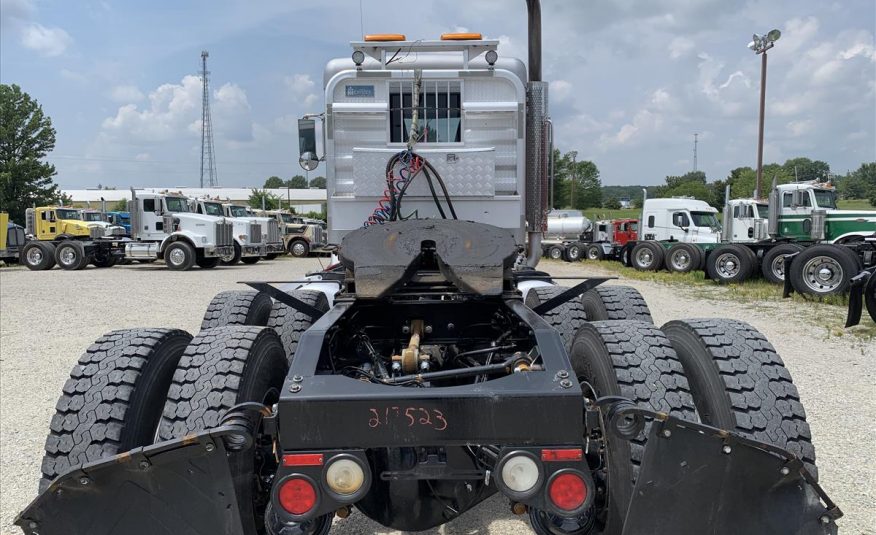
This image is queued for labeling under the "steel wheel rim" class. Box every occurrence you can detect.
[771,255,786,280]
[715,253,740,278]
[635,248,653,267]
[60,247,76,265]
[588,248,599,260]
[292,243,306,256]
[671,250,691,270]
[568,247,580,260]
[168,248,186,266]
[801,256,843,293]
[27,248,43,264]
[221,250,235,262]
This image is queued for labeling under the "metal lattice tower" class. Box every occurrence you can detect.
[692,132,699,173]
[199,50,218,188]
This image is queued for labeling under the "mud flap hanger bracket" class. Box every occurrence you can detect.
[241,280,341,320]
[529,277,614,315]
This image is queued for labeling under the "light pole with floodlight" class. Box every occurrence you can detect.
[749,29,781,199]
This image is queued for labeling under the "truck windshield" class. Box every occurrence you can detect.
[756,204,769,219]
[229,206,249,217]
[56,209,81,220]
[81,212,103,222]
[165,197,189,213]
[690,211,719,228]
[813,190,837,209]
[280,214,298,224]
[202,202,224,216]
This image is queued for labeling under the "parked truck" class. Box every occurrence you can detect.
[0,212,26,265]
[20,206,126,270]
[541,210,591,261]
[261,209,327,257]
[18,5,839,535]
[105,211,132,236]
[222,203,285,259]
[627,181,876,295]
[191,199,265,265]
[123,189,235,270]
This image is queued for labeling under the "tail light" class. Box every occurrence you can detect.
[548,472,587,512]
[278,477,317,515]
[499,453,542,496]
[325,457,365,496]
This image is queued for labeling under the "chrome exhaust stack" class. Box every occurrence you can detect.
[524,0,548,267]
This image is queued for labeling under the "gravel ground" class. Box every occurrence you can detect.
[1,258,873,534]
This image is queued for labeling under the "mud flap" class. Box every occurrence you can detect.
[15,426,246,535]
[845,268,875,327]
[621,415,841,535]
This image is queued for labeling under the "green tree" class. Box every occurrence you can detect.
[0,84,61,224]
[602,196,621,210]
[287,175,308,189]
[655,171,716,206]
[113,199,128,211]
[552,149,602,209]
[264,175,285,189]
[782,157,830,182]
[309,176,326,189]
[248,188,281,210]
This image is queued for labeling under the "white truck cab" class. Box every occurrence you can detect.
[640,198,721,244]
[77,210,127,237]
[191,199,265,264]
[223,204,285,257]
[723,199,769,243]
[126,190,234,270]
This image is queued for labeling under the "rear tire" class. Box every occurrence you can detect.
[39,328,192,492]
[267,289,330,360]
[241,256,260,265]
[761,243,804,284]
[164,241,196,271]
[22,242,56,270]
[91,250,116,268]
[789,244,857,296]
[265,253,278,260]
[630,242,663,271]
[580,286,652,322]
[158,326,288,535]
[201,290,273,330]
[662,319,817,477]
[54,240,88,270]
[586,244,604,261]
[567,321,696,532]
[706,244,755,283]
[563,243,582,262]
[546,245,563,260]
[197,256,220,269]
[666,243,701,274]
[524,286,587,350]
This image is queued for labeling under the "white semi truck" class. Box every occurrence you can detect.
[222,203,285,259]
[125,189,234,270]
[190,199,265,265]
[627,180,876,294]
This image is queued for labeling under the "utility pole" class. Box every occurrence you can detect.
[748,29,781,199]
[199,50,218,188]
[569,151,578,209]
[692,133,698,173]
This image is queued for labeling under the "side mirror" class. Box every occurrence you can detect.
[792,190,805,207]
[298,119,319,171]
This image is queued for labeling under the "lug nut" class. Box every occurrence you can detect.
[424,325,433,334]
[722,445,732,454]
[662,429,672,438]
[79,476,90,486]
[138,460,150,470]
[292,375,304,383]
[556,370,569,379]
[559,379,573,388]
[205,442,215,452]
[289,384,302,393]
[447,323,455,330]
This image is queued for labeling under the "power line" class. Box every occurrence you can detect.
[200,50,218,187]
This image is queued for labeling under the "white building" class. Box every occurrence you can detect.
[61,187,326,214]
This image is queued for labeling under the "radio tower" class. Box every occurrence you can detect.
[692,133,699,173]
[199,50,218,188]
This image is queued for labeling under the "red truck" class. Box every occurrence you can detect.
[575,218,639,262]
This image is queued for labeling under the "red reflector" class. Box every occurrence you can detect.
[278,478,317,515]
[282,453,324,467]
[541,448,583,462]
[548,473,587,511]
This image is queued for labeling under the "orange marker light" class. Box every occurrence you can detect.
[364,34,407,42]
[441,32,483,41]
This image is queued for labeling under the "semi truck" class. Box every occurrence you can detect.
[105,211,132,236]
[20,206,126,270]
[541,210,591,260]
[541,212,637,263]
[627,181,876,295]
[123,189,235,270]
[261,209,327,257]
[190,199,265,265]
[18,4,839,535]
[222,203,285,259]
[0,212,26,265]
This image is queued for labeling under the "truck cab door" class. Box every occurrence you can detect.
[39,210,56,240]
[780,190,813,239]
[670,212,691,242]
[139,198,163,240]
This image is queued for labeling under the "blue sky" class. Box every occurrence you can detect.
[1,0,874,188]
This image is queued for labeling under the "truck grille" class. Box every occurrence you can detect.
[215,220,233,246]
[267,220,280,243]
[89,226,104,239]
[312,225,325,247]
[249,222,262,244]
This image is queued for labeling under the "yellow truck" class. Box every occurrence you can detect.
[21,206,126,270]
[1,212,27,264]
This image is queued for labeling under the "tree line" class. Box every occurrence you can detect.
[263,175,326,189]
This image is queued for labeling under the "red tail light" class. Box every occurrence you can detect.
[541,448,583,462]
[282,453,324,467]
[548,472,587,511]
[278,477,317,515]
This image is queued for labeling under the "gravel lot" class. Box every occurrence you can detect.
[1,258,873,534]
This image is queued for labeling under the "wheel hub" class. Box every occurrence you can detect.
[169,248,186,265]
[61,248,76,264]
[637,250,652,266]
[716,253,740,278]
[801,256,843,293]
[27,248,43,264]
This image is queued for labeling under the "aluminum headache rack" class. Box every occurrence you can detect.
[351,39,499,69]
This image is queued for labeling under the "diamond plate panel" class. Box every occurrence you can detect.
[353,148,496,197]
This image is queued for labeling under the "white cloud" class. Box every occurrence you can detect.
[134,152,150,161]
[20,23,72,56]
[109,85,145,103]
[284,74,318,106]
[551,80,573,103]
[781,17,820,54]
[787,119,814,137]
[668,36,694,59]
